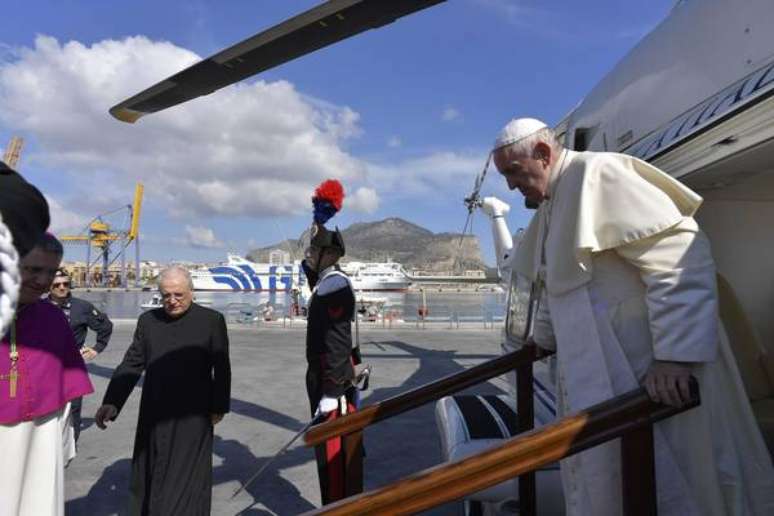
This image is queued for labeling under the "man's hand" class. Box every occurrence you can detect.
[314,396,339,418]
[95,404,118,429]
[80,347,98,361]
[211,413,224,425]
[480,197,511,219]
[644,361,694,407]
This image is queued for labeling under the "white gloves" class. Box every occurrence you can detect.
[315,395,339,418]
[480,197,510,219]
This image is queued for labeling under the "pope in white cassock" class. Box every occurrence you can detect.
[481,117,774,515]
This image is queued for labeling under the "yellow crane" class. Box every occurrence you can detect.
[60,183,144,288]
[2,136,24,169]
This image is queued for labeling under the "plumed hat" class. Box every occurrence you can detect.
[310,179,345,255]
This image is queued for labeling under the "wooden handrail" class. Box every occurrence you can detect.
[304,345,551,446]
[302,382,699,515]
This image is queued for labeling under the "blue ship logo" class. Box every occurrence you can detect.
[207,263,303,291]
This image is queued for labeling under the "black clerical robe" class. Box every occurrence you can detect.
[103,303,231,516]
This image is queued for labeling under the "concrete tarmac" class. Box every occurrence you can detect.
[65,323,505,515]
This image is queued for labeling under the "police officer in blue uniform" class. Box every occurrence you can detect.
[48,269,113,443]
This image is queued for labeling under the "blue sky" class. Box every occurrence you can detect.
[0,0,675,265]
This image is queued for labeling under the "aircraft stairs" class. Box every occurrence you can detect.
[298,345,700,515]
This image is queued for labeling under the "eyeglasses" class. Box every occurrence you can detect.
[52,282,71,288]
[160,292,187,301]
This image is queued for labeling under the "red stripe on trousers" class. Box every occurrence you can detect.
[323,402,357,502]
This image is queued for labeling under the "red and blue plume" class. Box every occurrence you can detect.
[312,179,345,224]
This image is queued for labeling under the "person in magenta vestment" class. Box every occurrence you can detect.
[0,233,93,516]
[0,300,93,423]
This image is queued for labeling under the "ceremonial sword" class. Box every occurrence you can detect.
[231,416,319,498]
[232,365,372,498]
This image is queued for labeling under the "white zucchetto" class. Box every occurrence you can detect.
[493,117,548,151]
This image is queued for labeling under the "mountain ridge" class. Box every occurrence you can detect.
[246,217,486,272]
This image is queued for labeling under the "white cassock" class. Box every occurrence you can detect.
[0,403,75,516]
[510,149,774,515]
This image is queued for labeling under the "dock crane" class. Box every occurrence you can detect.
[2,136,24,169]
[3,137,145,288]
[60,183,144,288]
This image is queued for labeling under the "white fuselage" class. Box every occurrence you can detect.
[559,0,774,357]
[490,0,774,355]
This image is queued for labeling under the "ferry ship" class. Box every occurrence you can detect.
[341,261,412,292]
[189,254,299,292]
[189,255,411,292]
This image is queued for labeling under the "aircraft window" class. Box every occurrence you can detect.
[574,128,589,151]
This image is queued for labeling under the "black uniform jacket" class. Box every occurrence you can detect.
[304,263,360,400]
[50,295,113,352]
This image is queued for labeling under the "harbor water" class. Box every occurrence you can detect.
[77,289,507,322]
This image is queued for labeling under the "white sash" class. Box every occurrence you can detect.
[312,269,356,317]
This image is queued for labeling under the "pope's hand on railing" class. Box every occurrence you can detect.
[643,360,694,407]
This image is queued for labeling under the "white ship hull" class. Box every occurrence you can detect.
[190,255,300,292]
[350,277,411,291]
[190,256,412,292]
[342,261,412,292]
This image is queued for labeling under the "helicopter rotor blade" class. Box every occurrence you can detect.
[110,0,447,123]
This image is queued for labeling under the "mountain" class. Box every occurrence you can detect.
[246,217,486,272]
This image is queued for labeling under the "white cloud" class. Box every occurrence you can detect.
[183,225,223,248]
[366,151,487,198]
[441,107,461,122]
[46,195,90,234]
[0,36,367,219]
[347,187,380,213]
[387,136,402,148]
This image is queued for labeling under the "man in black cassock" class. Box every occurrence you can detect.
[302,222,363,505]
[95,265,231,516]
